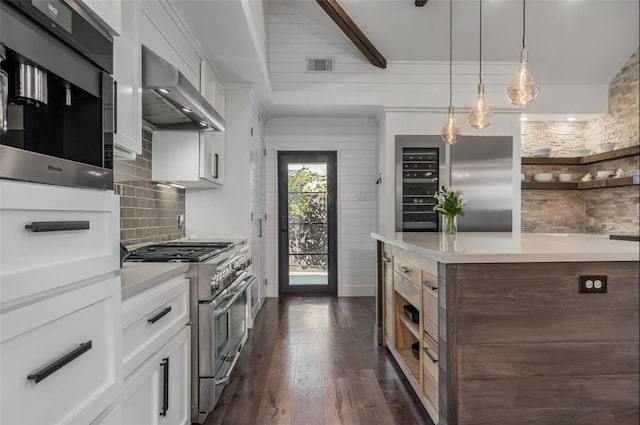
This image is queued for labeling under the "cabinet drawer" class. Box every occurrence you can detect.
[1,277,121,425]
[423,289,438,340]
[0,181,119,304]
[394,257,420,285]
[122,275,189,377]
[422,332,439,413]
[394,272,420,307]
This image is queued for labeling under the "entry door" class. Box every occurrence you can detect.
[278,152,337,295]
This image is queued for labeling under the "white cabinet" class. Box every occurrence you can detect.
[77,0,122,36]
[122,327,190,425]
[0,277,122,425]
[152,131,224,188]
[0,181,119,305]
[121,272,190,425]
[113,0,142,158]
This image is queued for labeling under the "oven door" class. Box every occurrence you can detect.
[198,274,254,414]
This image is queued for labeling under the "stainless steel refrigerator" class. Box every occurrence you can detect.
[395,135,513,232]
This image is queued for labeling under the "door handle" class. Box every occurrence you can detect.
[159,357,169,417]
[258,218,263,238]
[27,341,92,384]
[25,221,90,232]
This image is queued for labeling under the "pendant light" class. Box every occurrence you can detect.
[468,0,492,129]
[441,0,461,145]
[506,0,540,106]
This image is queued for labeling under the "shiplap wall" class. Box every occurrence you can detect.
[265,117,379,297]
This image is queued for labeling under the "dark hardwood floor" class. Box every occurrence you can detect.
[204,297,433,425]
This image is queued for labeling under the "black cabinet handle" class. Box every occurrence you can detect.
[160,357,169,417]
[423,346,438,364]
[382,256,391,263]
[258,218,263,238]
[423,280,438,291]
[25,221,90,232]
[27,341,92,384]
[148,306,172,325]
[213,153,219,179]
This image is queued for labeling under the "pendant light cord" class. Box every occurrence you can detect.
[449,0,453,107]
[479,0,483,84]
[522,0,526,49]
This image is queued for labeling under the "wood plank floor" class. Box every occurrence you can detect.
[204,297,433,425]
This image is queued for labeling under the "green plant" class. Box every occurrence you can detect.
[433,185,466,218]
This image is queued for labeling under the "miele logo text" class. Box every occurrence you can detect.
[48,165,63,172]
[48,3,58,16]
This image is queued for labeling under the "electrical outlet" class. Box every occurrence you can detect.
[579,275,607,293]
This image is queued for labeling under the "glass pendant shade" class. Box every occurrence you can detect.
[441,106,461,145]
[468,83,492,129]
[507,48,540,106]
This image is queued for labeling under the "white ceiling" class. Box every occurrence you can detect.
[279,0,639,85]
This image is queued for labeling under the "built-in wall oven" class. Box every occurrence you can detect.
[0,0,114,190]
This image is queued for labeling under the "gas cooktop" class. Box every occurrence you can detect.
[126,242,234,263]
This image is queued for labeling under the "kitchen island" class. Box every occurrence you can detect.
[373,232,639,425]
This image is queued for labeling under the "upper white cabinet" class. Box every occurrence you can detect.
[152,131,224,188]
[77,0,122,36]
[113,0,142,158]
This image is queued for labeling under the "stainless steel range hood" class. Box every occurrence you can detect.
[141,46,225,132]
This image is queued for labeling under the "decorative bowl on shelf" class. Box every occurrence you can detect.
[600,142,615,152]
[570,149,591,157]
[533,173,553,182]
[558,173,573,182]
[596,170,614,180]
[403,304,419,324]
[532,147,551,157]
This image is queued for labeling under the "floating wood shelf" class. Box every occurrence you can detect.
[522,177,637,190]
[522,145,639,165]
[399,315,420,340]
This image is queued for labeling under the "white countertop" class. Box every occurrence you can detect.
[119,263,189,300]
[372,232,640,263]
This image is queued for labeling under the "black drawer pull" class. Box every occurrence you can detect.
[423,346,438,364]
[148,306,172,324]
[382,256,391,263]
[27,340,92,384]
[423,280,438,291]
[25,221,90,232]
[160,357,170,417]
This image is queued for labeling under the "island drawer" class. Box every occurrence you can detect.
[422,332,439,413]
[394,257,421,285]
[121,275,189,377]
[423,288,438,340]
[394,272,421,307]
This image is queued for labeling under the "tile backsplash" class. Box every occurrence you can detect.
[115,131,185,246]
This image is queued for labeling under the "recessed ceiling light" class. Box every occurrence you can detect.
[182,107,192,113]
[520,117,528,121]
[159,88,170,94]
[199,121,208,127]
[567,117,576,122]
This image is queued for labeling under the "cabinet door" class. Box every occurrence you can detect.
[113,0,141,157]
[123,364,160,425]
[201,132,225,186]
[78,0,122,35]
[122,327,189,425]
[158,327,190,425]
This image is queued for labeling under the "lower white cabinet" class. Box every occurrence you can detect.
[122,327,190,425]
[0,276,122,425]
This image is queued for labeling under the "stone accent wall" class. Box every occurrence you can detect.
[583,187,640,235]
[521,121,587,157]
[521,48,639,235]
[115,131,185,246]
[521,191,585,233]
[585,48,640,152]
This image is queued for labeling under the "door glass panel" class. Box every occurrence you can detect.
[287,163,328,286]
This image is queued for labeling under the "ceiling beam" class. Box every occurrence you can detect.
[315,0,387,69]
[415,0,428,6]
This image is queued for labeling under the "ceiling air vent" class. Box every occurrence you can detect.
[306,57,334,72]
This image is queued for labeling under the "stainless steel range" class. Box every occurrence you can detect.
[125,240,253,423]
